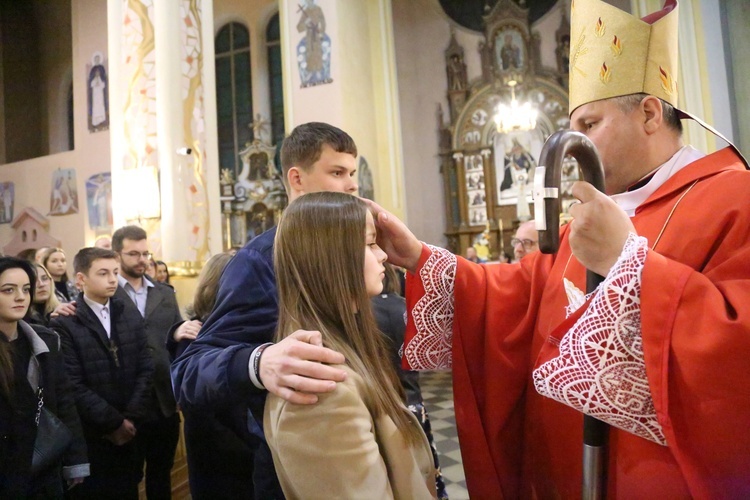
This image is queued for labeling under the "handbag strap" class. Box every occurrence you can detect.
[35,387,44,426]
[35,361,45,426]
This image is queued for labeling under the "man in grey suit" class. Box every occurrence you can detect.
[112,226,196,499]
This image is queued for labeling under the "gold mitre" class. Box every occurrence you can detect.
[568,0,679,114]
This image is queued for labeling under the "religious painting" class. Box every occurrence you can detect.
[0,182,14,224]
[85,173,113,231]
[358,156,374,201]
[296,0,333,87]
[248,152,273,181]
[465,154,487,226]
[493,128,544,206]
[49,169,79,216]
[494,27,525,75]
[87,51,109,132]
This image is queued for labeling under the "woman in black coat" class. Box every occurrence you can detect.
[0,257,89,498]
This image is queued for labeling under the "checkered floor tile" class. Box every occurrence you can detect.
[420,370,469,500]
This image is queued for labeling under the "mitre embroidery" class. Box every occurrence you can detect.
[403,245,456,370]
[533,233,666,445]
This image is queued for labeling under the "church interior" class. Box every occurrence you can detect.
[0,0,747,281]
[0,0,748,497]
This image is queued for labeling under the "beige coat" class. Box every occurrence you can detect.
[264,365,437,500]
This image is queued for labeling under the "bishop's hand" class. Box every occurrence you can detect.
[362,199,423,273]
[568,181,636,277]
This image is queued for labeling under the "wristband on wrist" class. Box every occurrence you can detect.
[249,342,274,390]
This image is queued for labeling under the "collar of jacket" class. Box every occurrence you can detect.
[18,320,49,392]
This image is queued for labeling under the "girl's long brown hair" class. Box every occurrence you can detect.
[274,192,422,445]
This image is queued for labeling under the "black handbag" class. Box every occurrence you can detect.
[31,387,74,475]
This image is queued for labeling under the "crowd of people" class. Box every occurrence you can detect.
[2,0,749,498]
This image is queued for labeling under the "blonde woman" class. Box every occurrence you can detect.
[265,192,437,499]
[26,263,60,327]
[41,248,77,303]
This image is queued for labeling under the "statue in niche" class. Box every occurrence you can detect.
[296,0,333,87]
[447,53,468,91]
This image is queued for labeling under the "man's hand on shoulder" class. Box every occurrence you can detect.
[259,330,347,405]
[51,302,77,318]
[174,320,202,342]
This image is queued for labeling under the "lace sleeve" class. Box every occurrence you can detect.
[403,245,457,370]
[532,233,667,445]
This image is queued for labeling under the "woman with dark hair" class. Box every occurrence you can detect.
[154,260,170,285]
[41,248,77,303]
[265,192,436,498]
[0,257,89,498]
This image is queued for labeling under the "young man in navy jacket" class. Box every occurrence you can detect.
[172,122,358,497]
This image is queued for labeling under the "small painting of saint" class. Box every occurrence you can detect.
[0,182,14,224]
[87,52,109,132]
[86,173,113,231]
[49,169,79,216]
[296,0,333,87]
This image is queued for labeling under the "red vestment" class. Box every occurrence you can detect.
[403,148,750,498]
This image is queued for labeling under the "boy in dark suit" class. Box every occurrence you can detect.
[52,247,153,499]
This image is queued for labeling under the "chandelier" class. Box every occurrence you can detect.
[493,80,538,134]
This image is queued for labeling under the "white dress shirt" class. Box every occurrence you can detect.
[117,274,154,317]
[83,295,112,338]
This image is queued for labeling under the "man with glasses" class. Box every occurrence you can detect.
[111,225,188,499]
[511,220,538,262]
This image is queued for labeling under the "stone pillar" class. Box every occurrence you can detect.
[108,0,221,277]
[279,0,407,219]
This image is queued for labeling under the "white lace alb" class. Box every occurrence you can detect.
[533,233,666,445]
[403,245,456,370]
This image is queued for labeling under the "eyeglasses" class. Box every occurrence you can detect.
[122,251,153,260]
[511,238,538,250]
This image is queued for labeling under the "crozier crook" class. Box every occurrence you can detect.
[533,130,609,500]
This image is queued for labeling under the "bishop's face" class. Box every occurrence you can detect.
[570,98,649,195]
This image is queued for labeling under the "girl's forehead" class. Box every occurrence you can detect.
[365,210,376,230]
